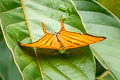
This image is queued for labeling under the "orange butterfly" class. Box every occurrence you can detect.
[20,17,105,50]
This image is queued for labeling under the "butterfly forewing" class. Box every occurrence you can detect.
[20,33,59,49]
[58,30,105,49]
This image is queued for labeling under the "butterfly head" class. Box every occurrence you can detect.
[54,32,58,37]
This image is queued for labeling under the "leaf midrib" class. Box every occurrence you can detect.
[20,0,45,79]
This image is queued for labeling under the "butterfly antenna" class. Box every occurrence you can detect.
[60,17,66,31]
[41,22,47,34]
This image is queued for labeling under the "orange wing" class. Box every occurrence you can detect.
[57,17,105,49]
[20,22,59,49]
[20,17,105,50]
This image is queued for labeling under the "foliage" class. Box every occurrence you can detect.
[0,40,22,80]
[0,0,120,80]
[74,0,120,79]
[97,0,120,19]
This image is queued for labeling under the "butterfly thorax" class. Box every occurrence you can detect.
[54,32,64,49]
[54,32,58,37]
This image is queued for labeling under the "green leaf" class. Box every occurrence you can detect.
[97,0,120,19]
[0,0,95,79]
[0,40,22,80]
[74,0,120,79]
